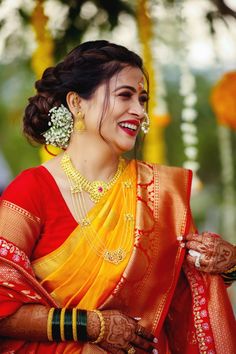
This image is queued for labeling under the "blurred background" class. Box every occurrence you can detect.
[0,0,235,310]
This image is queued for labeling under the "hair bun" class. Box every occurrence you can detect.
[23,94,58,144]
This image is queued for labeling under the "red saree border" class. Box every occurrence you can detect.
[184,266,216,354]
[0,237,32,274]
[153,166,193,336]
[0,237,57,308]
[0,200,40,224]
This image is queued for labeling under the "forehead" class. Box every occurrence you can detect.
[110,66,144,89]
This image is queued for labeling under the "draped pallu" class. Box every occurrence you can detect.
[0,160,235,353]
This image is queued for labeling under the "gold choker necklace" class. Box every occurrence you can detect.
[60,153,125,203]
[60,152,134,265]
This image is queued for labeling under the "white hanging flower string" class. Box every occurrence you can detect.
[175,1,202,193]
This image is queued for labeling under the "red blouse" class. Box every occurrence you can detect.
[1,166,77,260]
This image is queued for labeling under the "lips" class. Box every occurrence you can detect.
[118,120,140,136]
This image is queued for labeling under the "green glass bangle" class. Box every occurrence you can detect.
[222,270,236,282]
[52,308,61,341]
[77,309,88,342]
[64,309,73,341]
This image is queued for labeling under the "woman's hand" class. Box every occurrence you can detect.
[185,231,236,273]
[87,309,157,353]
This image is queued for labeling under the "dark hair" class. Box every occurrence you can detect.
[23,40,148,144]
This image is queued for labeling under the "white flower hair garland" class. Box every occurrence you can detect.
[43,104,73,148]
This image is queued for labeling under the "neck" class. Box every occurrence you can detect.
[65,134,121,181]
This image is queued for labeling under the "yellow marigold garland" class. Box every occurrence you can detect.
[31,0,61,161]
[211,71,236,130]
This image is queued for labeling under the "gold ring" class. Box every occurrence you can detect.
[127,346,136,354]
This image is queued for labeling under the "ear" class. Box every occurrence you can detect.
[66,92,81,116]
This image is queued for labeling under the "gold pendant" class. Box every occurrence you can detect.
[103,247,126,265]
[89,181,108,203]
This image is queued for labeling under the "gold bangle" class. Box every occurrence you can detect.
[72,308,78,341]
[91,310,105,344]
[47,308,55,341]
[60,307,66,341]
[225,264,236,274]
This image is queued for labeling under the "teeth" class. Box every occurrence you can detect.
[119,122,138,131]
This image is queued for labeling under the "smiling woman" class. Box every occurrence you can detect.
[0,40,235,354]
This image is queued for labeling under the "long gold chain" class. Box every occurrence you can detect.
[60,153,125,203]
[60,153,135,265]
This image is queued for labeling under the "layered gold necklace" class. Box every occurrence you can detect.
[60,153,135,265]
[61,153,125,203]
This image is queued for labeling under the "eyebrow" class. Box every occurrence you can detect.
[113,85,148,95]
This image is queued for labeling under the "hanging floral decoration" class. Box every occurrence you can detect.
[31,0,54,78]
[179,67,200,172]
[152,59,171,128]
[211,71,236,131]
[31,0,61,161]
[137,0,169,164]
[173,2,202,192]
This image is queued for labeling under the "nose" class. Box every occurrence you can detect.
[128,100,145,119]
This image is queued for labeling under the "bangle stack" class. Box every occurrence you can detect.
[47,308,88,342]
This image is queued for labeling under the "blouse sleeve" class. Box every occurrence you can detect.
[0,168,43,257]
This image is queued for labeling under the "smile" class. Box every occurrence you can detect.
[118,120,140,137]
[118,122,138,131]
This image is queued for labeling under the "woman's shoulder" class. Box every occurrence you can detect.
[0,166,46,217]
[2,166,44,194]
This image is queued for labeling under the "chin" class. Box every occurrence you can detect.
[117,143,136,155]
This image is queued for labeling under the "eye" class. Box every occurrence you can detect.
[118,91,132,99]
[139,94,149,105]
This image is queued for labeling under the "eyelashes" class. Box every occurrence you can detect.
[118,91,149,104]
[139,95,149,104]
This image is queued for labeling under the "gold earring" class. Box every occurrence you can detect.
[141,112,150,134]
[74,111,86,132]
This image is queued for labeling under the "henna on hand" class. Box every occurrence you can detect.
[185,232,236,273]
[87,310,101,341]
[87,309,156,353]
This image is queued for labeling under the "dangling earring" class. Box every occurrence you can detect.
[141,112,150,134]
[74,111,86,132]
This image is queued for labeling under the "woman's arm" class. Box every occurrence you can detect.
[0,305,99,341]
[0,305,157,353]
[0,304,49,341]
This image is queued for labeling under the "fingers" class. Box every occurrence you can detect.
[128,324,157,353]
[135,324,155,342]
[186,240,203,251]
[186,231,220,243]
[130,337,156,353]
[186,253,208,268]
[186,249,217,273]
[185,232,201,242]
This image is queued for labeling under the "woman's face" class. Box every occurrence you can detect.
[80,66,148,155]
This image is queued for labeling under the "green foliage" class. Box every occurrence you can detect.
[0,60,40,176]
